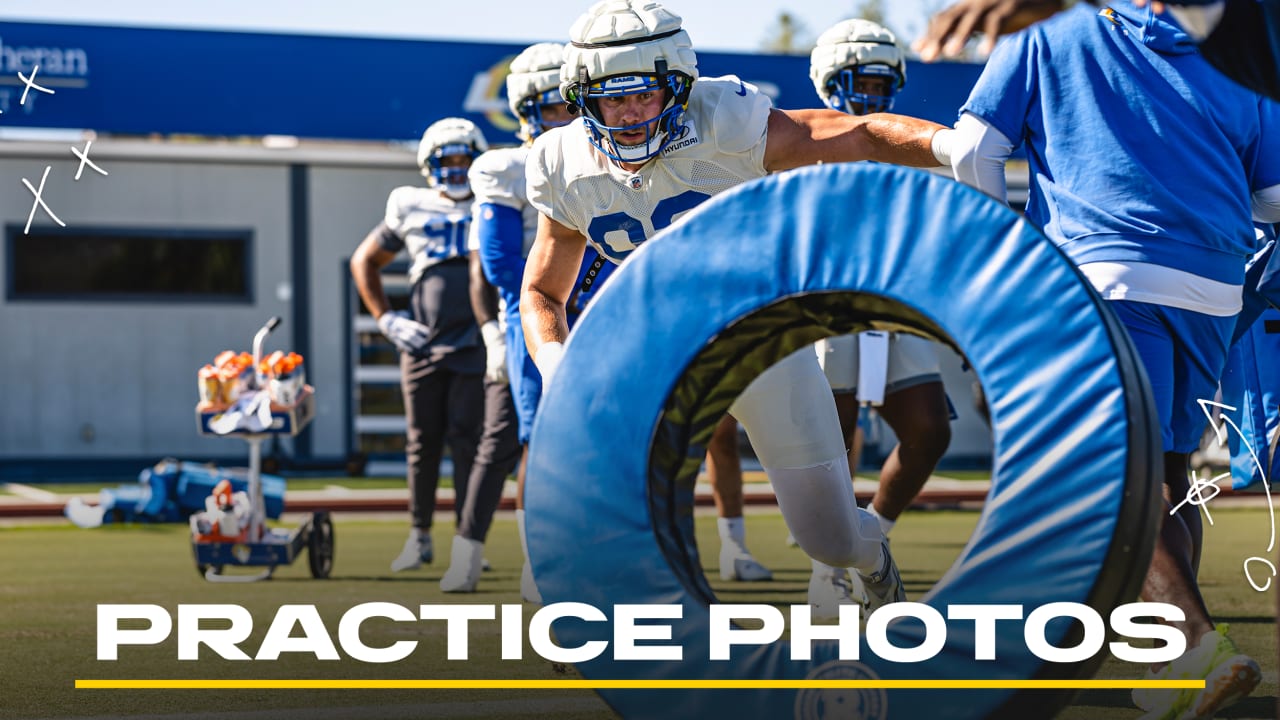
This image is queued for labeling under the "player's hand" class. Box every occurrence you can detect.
[377,311,431,356]
[913,0,1067,61]
[480,320,508,385]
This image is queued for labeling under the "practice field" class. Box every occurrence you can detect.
[1,508,1274,720]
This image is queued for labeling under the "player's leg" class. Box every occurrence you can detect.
[392,356,448,571]
[806,335,871,613]
[871,382,949,532]
[730,348,904,614]
[707,415,772,581]
[833,392,862,473]
[444,371,483,530]
[442,376,520,592]
[508,321,544,603]
[1115,301,1259,717]
[868,335,951,536]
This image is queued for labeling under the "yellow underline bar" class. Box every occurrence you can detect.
[76,679,1205,690]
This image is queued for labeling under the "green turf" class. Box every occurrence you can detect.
[1,509,1271,719]
[11,476,440,496]
[926,470,994,482]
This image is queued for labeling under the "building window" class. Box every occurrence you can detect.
[7,226,252,302]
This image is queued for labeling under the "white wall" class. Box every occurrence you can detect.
[0,148,290,459]
[306,164,420,461]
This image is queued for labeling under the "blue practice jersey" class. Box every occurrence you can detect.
[961,1,1280,285]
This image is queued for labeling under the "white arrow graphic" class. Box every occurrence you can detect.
[1195,399,1276,591]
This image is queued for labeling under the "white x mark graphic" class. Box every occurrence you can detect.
[23,166,66,235]
[72,140,108,180]
[18,64,55,105]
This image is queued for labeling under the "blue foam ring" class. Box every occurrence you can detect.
[525,163,1160,720]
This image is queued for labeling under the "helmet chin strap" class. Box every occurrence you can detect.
[441,183,472,200]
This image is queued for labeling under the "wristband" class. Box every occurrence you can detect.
[931,128,955,167]
[535,341,565,381]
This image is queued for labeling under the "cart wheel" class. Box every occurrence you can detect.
[308,511,335,579]
[196,564,224,578]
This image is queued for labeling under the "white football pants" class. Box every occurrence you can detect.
[728,348,885,571]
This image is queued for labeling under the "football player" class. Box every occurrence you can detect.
[806,18,953,603]
[350,118,506,574]
[466,42,772,601]
[522,0,955,616]
[948,2,1280,714]
[916,0,1280,104]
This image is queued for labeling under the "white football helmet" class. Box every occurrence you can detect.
[416,118,489,199]
[561,0,698,163]
[810,19,906,116]
[507,42,568,141]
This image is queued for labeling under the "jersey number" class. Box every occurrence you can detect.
[586,190,711,262]
[423,217,470,260]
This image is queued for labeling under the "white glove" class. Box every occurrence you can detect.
[480,320,508,384]
[534,341,565,387]
[377,310,431,356]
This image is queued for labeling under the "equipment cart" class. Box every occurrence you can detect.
[190,317,334,582]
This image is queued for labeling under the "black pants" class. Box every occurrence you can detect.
[401,354,483,530]
[456,378,521,542]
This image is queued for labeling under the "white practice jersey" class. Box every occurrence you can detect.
[467,146,540,259]
[381,186,473,285]
[526,75,773,264]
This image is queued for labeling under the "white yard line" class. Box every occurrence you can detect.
[4,482,62,502]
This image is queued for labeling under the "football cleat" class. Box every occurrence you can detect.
[808,566,861,621]
[856,538,906,612]
[439,536,484,593]
[719,544,774,582]
[1136,625,1260,720]
[390,532,432,572]
[521,561,543,604]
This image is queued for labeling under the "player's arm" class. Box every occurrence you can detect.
[763,108,949,173]
[520,212,587,380]
[948,112,1016,204]
[475,203,529,301]
[468,252,500,326]
[352,222,431,355]
[349,226,400,321]
[1250,98,1280,223]
[469,250,508,383]
[913,0,1070,61]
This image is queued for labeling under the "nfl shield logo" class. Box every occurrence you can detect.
[628,174,643,190]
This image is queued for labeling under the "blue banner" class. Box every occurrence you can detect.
[0,22,982,142]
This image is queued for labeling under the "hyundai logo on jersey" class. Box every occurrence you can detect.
[593,75,661,96]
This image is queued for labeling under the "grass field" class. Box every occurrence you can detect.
[1,508,1274,720]
[3,468,991,497]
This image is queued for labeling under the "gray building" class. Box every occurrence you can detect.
[0,139,1012,480]
[0,138,420,478]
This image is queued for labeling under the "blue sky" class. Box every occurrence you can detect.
[2,1,941,54]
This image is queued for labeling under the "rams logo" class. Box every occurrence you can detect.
[793,661,888,720]
[462,54,520,133]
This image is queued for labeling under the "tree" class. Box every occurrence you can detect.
[851,0,888,27]
[759,12,813,55]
